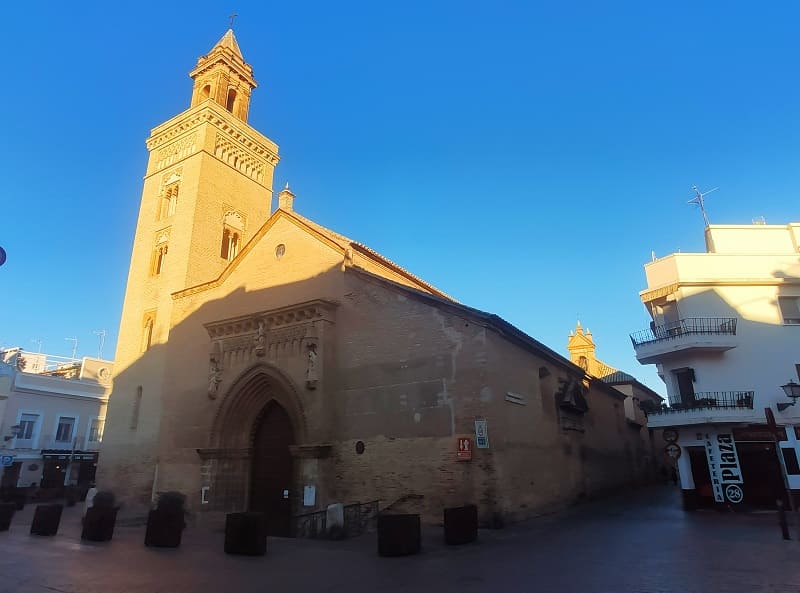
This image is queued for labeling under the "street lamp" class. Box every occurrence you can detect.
[777,380,800,412]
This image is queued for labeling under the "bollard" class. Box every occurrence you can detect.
[777,499,790,540]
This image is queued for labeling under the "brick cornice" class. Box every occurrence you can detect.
[145,102,278,163]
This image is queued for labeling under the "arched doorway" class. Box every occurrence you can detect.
[250,401,294,536]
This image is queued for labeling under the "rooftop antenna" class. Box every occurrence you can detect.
[65,337,78,361]
[688,184,718,227]
[30,338,42,353]
[93,329,107,359]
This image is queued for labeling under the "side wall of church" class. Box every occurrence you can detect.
[328,273,648,524]
[328,272,493,521]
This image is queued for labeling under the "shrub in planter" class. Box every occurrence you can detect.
[145,491,187,548]
[224,512,267,556]
[0,503,15,531]
[377,513,421,557]
[81,491,118,542]
[443,505,478,545]
[30,504,63,536]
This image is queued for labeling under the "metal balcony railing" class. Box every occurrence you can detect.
[642,391,754,415]
[13,433,102,451]
[630,317,737,347]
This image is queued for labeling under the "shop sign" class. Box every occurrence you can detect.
[474,419,489,449]
[704,432,744,504]
[664,443,681,459]
[457,437,472,461]
[0,455,13,467]
[732,426,786,442]
[663,429,679,443]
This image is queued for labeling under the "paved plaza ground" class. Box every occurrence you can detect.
[0,486,798,593]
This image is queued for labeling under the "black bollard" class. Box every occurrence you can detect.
[777,499,790,540]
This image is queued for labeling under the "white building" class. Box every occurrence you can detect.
[631,222,800,509]
[0,349,113,493]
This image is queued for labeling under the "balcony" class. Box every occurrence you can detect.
[630,317,737,364]
[643,391,756,427]
[12,434,101,452]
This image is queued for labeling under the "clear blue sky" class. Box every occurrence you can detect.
[1,1,798,392]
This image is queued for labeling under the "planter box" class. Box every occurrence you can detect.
[377,514,421,557]
[0,503,15,531]
[444,505,478,545]
[224,512,267,556]
[145,509,185,548]
[30,504,63,536]
[81,507,118,542]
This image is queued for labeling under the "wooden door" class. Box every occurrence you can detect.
[250,402,294,536]
[687,446,715,508]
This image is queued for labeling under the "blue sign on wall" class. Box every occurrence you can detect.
[1,455,14,467]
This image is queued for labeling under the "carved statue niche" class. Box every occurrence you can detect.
[305,342,318,390]
[254,319,267,357]
[208,341,223,399]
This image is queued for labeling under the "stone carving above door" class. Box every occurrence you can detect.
[204,299,337,374]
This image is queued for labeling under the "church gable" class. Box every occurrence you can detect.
[174,211,346,300]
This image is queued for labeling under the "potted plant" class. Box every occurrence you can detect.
[145,491,187,548]
[377,513,421,557]
[443,504,477,545]
[224,512,267,556]
[81,491,118,542]
[0,502,15,531]
[30,503,63,536]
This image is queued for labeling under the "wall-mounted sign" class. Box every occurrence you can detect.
[733,426,786,442]
[0,456,13,467]
[663,429,679,443]
[664,443,681,459]
[303,485,316,506]
[474,419,489,449]
[704,432,744,504]
[457,437,472,461]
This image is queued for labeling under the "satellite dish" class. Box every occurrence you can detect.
[0,246,6,267]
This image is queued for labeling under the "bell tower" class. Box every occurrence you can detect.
[98,30,280,506]
[189,29,256,121]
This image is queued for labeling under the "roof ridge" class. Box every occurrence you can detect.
[286,210,455,301]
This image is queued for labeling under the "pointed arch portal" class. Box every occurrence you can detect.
[199,364,306,535]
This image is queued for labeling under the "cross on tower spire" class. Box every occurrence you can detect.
[228,13,238,28]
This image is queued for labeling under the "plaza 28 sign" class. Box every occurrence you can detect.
[704,432,744,504]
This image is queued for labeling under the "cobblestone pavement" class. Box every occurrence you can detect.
[0,486,798,593]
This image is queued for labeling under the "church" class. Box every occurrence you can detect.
[98,30,653,533]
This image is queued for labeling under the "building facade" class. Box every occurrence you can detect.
[631,222,800,509]
[97,30,654,532]
[0,349,112,493]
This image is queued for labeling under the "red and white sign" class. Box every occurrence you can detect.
[457,437,472,461]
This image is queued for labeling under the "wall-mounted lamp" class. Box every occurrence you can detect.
[777,380,800,412]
